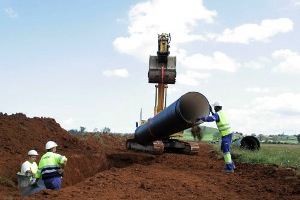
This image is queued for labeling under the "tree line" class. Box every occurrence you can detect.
[68,126,111,134]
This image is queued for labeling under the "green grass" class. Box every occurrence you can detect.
[214,143,300,173]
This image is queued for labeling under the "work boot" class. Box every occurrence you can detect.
[222,168,234,173]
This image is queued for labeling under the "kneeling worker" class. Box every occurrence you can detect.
[35,141,67,190]
[21,150,39,184]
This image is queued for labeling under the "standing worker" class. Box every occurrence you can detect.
[35,141,67,190]
[197,101,235,173]
[21,150,39,184]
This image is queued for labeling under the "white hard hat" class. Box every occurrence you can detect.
[212,101,222,107]
[45,141,58,150]
[28,150,38,156]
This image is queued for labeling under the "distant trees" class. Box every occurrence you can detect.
[68,126,87,135]
[272,135,280,143]
[297,134,300,144]
[93,128,99,133]
[79,126,86,133]
[68,129,78,134]
[101,127,111,134]
[68,126,111,134]
[258,134,266,141]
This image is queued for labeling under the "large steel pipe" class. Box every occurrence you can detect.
[134,92,210,145]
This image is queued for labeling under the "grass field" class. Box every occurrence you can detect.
[181,126,300,174]
[213,142,300,174]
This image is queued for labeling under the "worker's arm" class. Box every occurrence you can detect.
[57,155,67,174]
[60,160,67,169]
[21,162,34,176]
[198,112,220,122]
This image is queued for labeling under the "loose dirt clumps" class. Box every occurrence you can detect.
[191,125,203,141]
[0,113,300,200]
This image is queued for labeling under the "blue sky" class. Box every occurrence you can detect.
[1,0,300,135]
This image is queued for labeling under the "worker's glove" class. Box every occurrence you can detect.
[197,117,206,122]
[196,117,206,122]
[29,178,38,187]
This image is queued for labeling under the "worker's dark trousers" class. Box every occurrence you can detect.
[44,176,62,190]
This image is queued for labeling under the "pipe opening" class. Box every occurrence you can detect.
[179,92,210,123]
[240,136,260,151]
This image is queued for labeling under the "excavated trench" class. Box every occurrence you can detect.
[106,152,156,168]
[61,151,157,188]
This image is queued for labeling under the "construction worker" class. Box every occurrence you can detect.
[35,141,67,190]
[197,101,235,173]
[21,150,39,184]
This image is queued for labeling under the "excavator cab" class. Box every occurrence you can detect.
[148,33,176,84]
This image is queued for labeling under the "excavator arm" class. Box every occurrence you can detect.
[126,33,209,155]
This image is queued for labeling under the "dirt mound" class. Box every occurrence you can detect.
[1,113,300,200]
[0,113,109,198]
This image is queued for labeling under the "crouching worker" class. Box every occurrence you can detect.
[21,150,39,185]
[35,141,67,190]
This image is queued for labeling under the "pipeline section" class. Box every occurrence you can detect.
[134,92,210,145]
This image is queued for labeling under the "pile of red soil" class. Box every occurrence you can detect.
[0,113,109,198]
[0,113,300,200]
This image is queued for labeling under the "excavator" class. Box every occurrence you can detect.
[126,33,210,155]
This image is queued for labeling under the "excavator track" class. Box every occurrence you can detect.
[126,138,199,155]
[163,139,199,155]
[126,139,164,155]
[181,141,199,155]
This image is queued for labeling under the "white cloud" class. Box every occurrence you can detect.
[127,0,216,34]
[245,87,269,93]
[179,51,239,72]
[217,18,293,44]
[113,0,217,61]
[228,92,300,135]
[252,93,300,115]
[177,70,211,86]
[4,8,18,18]
[243,61,264,69]
[176,74,199,86]
[62,118,75,129]
[243,57,270,69]
[102,69,129,77]
[272,49,300,74]
[293,0,300,8]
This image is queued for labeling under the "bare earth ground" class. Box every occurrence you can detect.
[0,113,299,200]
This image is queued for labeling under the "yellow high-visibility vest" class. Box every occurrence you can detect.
[216,110,232,136]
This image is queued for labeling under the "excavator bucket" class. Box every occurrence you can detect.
[148,55,176,84]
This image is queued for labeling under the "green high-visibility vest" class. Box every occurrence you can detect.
[216,110,232,136]
[36,152,67,179]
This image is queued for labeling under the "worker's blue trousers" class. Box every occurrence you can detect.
[221,133,234,170]
[44,176,62,190]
